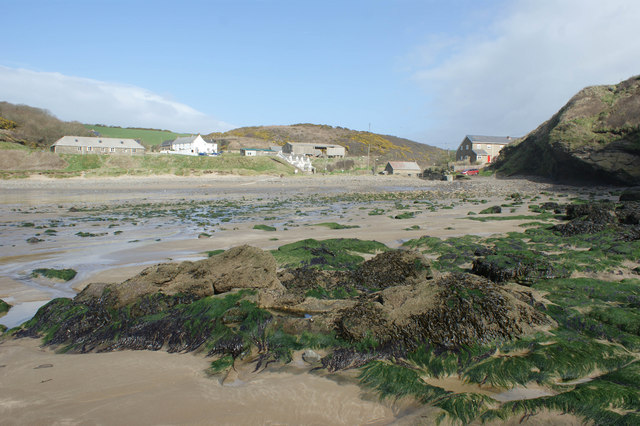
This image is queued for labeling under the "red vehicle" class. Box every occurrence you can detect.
[461,169,479,176]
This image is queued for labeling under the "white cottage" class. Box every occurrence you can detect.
[160,135,217,156]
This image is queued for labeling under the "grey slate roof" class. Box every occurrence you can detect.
[172,135,199,144]
[466,135,514,144]
[473,149,489,156]
[387,161,421,171]
[52,136,145,150]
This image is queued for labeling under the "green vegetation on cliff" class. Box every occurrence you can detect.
[0,102,91,148]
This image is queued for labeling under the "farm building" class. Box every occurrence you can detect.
[160,134,217,156]
[282,142,345,158]
[384,161,422,176]
[240,148,277,156]
[50,136,145,155]
[456,135,514,165]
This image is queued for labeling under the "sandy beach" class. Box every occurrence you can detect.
[0,174,598,424]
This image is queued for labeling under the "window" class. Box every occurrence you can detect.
[87,146,92,151]
[110,148,115,152]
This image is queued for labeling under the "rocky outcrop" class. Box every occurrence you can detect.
[78,245,283,308]
[334,273,553,351]
[16,245,552,361]
[493,75,640,185]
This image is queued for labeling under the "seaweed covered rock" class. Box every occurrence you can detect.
[616,202,640,225]
[16,291,271,354]
[471,252,569,285]
[78,245,282,308]
[620,188,640,202]
[277,267,351,297]
[565,203,617,223]
[277,249,431,298]
[554,201,640,236]
[351,249,432,291]
[334,273,552,351]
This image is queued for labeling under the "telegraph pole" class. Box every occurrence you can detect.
[367,123,371,173]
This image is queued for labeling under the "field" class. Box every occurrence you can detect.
[84,125,189,147]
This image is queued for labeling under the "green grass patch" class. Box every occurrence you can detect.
[85,125,189,147]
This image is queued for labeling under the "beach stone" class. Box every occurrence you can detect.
[302,349,322,364]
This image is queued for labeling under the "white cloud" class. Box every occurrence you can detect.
[0,66,234,133]
[412,0,640,148]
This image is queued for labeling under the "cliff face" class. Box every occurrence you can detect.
[494,76,640,185]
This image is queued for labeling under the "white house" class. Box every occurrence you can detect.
[160,134,217,156]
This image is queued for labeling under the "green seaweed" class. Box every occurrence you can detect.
[31,268,77,281]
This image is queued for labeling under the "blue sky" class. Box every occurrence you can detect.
[2,0,639,149]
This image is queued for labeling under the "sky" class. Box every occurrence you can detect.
[1,0,639,149]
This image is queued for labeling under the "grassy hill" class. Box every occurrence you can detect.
[84,125,189,147]
[207,124,449,168]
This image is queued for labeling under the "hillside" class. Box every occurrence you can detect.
[206,124,448,168]
[0,102,91,148]
[493,75,640,185]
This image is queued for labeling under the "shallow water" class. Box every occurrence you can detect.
[0,300,49,329]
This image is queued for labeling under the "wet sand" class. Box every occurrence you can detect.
[0,339,398,425]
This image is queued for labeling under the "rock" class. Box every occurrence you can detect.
[302,349,322,364]
[616,202,640,225]
[26,237,43,243]
[472,252,569,285]
[334,273,553,351]
[209,245,282,294]
[620,188,640,201]
[351,249,432,290]
[77,245,283,308]
[565,203,616,223]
